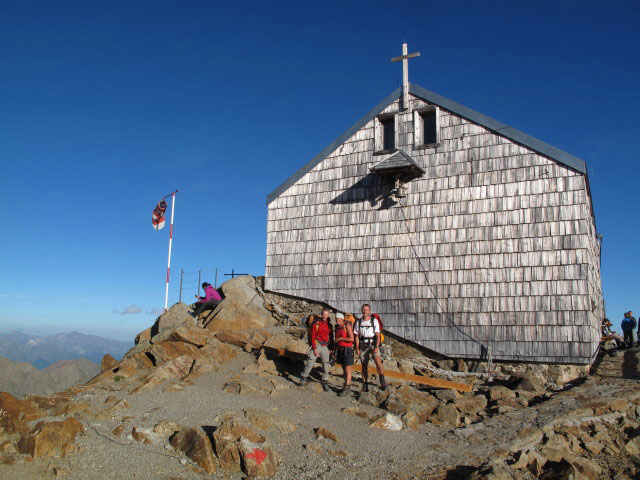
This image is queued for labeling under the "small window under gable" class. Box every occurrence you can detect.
[413,106,440,148]
[374,114,397,154]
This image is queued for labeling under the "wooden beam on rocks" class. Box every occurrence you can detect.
[260,346,472,393]
[350,364,472,393]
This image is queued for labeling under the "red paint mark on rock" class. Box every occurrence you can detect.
[246,448,267,465]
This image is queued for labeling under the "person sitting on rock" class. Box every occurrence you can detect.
[299,308,334,391]
[354,304,386,392]
[192,282,222,317]
[334,312,355,397]
[601,318,625,349]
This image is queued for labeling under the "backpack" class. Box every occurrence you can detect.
[357,313,385,343]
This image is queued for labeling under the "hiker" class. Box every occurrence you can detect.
[354,304,386,391]
[621,312,636,349]
[631,310,640,347]
[601,318,625,349]
[299,308,334,391]
[192,282,222,317]
[334,312,355,397]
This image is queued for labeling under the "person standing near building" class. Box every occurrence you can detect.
[630,311,640,347]
[299,308,334,391]
[334,312,355,397]
[621,312,636,349]
[354,304,386,391]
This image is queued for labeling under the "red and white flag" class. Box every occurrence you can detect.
[152,200,168,230]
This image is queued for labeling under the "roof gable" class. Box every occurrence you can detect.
[266,83,587,205]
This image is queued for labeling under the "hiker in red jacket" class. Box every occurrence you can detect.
[298,308,334,391]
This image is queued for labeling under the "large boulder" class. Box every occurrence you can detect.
[0,392,45,434]
[453,394,488,416]
[383,385,440,421]
[150,303,195,337]
[262,333,310,356]
[239,438,279,477]
[18,417,84,458]
[151,326,213,347]
[213,416,265,472]
[170,427,216,473]
[429,403,460,428]
[517,372,547,393]
[147,340,199,365]
[131,355,195,394]
[101,354,118,372]
[203,276,276,332]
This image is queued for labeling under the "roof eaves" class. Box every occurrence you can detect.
[409,83,587,174]
[266,87,402,205]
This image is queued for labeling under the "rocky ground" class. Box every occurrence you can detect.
[0,276,639,479]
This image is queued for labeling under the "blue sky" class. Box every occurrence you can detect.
[1,1,638,342]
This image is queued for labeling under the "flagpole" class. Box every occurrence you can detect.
[163,190,178,312]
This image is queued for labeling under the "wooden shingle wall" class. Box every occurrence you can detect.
[265,95,602,364]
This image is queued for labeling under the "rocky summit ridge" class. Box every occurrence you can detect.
[0,275,639,479]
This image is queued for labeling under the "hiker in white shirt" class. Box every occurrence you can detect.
[354,304,386,392]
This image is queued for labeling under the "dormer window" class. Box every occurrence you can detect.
[414,106,439,148]
[374,114,397,154]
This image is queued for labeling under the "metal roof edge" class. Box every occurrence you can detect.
[409,83,587,174]
[266,87,402,205]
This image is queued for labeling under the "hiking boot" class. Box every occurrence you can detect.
[322,381,330,392]
[379,374,387,391]
[298,376,307,387]
[361,383,369,393]
[337,385,351,397]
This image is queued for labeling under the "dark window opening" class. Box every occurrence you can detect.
[422,109,437,145]
[382,117,395,150]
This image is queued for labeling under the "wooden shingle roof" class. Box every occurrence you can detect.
[267,83,588,205]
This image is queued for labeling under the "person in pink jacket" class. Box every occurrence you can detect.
[192,282,222,317]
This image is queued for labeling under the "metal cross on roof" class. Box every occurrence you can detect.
[391,43,420,111]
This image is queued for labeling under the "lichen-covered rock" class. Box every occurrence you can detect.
[203,276,276,332]
[130,355,195,394]
[383,385,439,421]
[0,392,45,434]
[429,403,460,428]
[213,416,265,472]
[150,303,195,337]
[134,327,151,345]
[517,373,547,393]
[453,394,488,415]
[489,386,516,402]
[18,418,84,458]
[315,426,339,442]
[369,413,403,431]
[262,333,310,356]
[170,427,216,473]
[239,438,278,477]
[101,354,118,372]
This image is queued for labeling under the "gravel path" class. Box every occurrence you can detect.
[1,346,639,479]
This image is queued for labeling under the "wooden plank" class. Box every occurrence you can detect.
[349,363,471,392]
[261,346,471,392]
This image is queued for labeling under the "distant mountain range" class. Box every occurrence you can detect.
[0,356,100,398]
[0,330,131,369]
